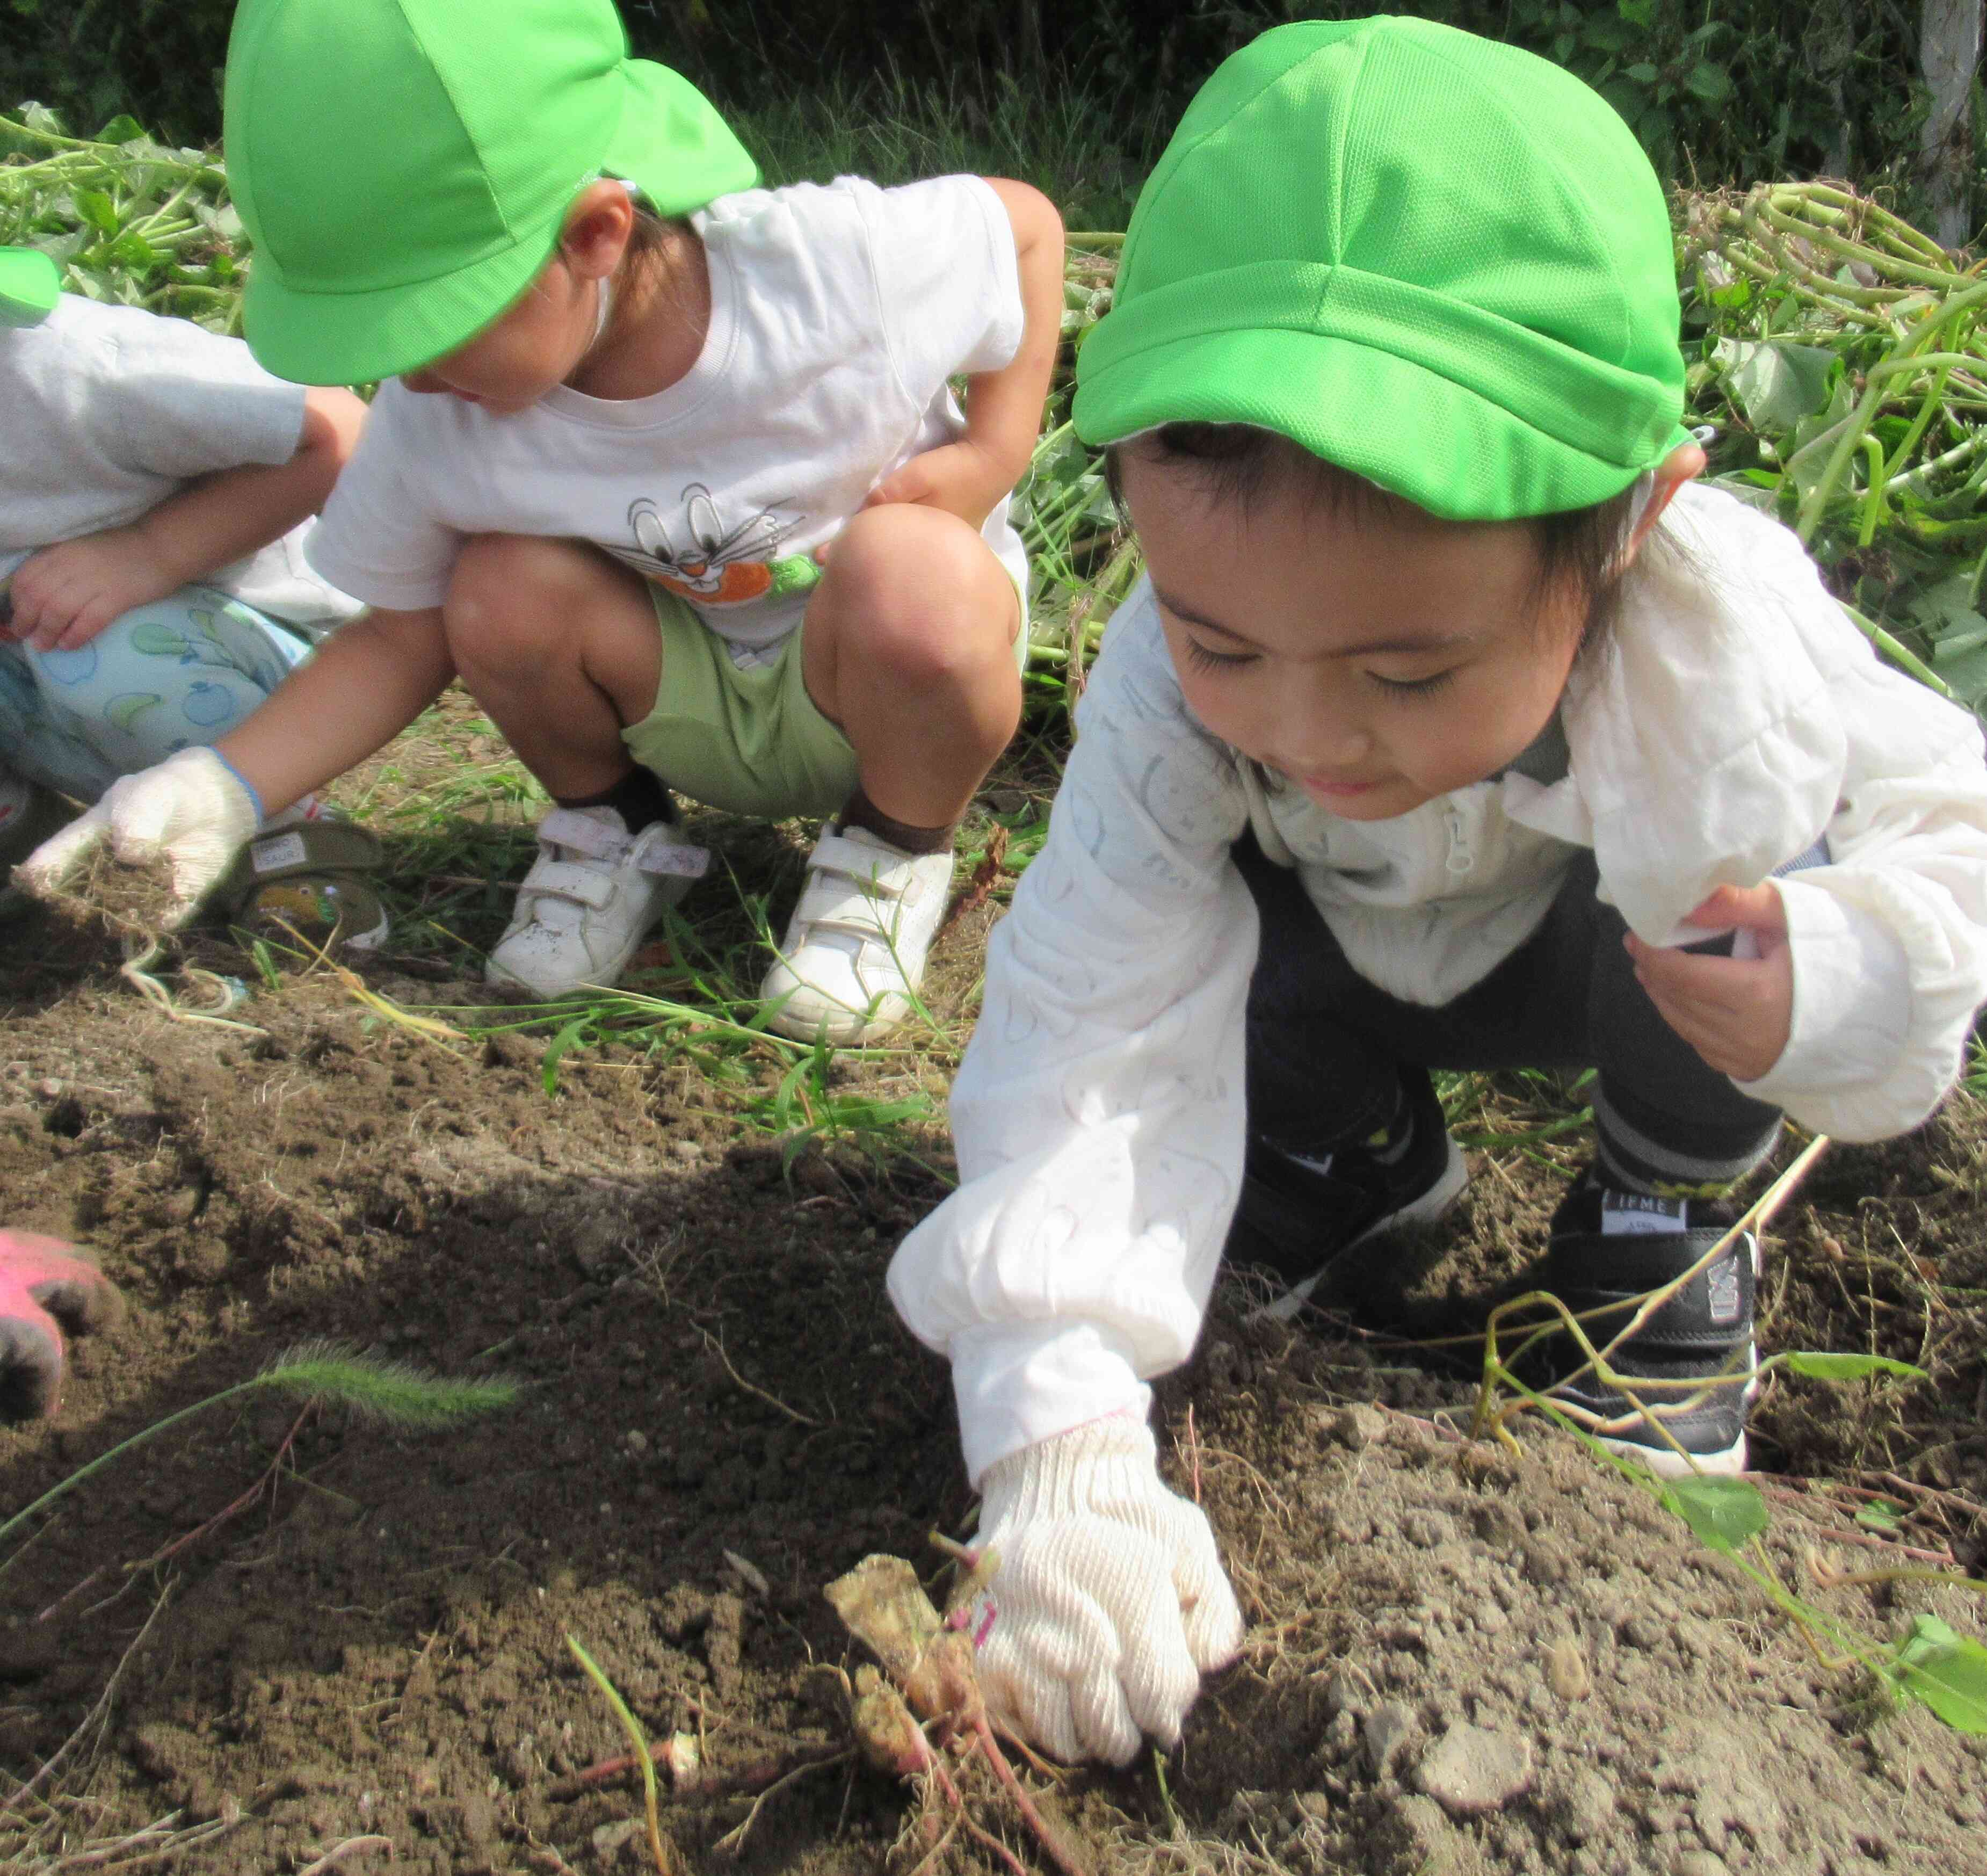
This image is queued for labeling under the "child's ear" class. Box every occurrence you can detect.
[559,180,637,283]
[1616,441,1705,569]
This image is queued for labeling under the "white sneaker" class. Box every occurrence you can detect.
[760,824,954,1044]
[484,806,708,1000]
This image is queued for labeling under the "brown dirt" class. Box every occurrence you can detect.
[1,852,1984,1876]
[25,843,184,948]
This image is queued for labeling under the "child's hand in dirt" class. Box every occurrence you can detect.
[859,439,1014,533]
[960,1413,1244,1765]
[2,528,184,653]
[17,747,260,928]
[0,1232,123,1420]
[1625,882,1794,1082]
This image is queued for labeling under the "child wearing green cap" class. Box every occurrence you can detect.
[887,18,1987,1766]
[25,0,1063,1038]
[0,245,386,940]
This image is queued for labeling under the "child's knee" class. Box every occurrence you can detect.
[820,506,1018,683]
[444,535,605,663]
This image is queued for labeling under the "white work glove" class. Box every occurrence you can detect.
[961,1413,1245,1765]
[15,747,259,926]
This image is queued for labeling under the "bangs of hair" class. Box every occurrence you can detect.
[1106,422,1645,650]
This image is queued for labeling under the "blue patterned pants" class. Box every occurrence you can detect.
[0,584,310,802]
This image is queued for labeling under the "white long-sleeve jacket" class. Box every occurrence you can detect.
[888,484,1987,1485]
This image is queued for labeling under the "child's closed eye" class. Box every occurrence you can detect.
[1182,636,1259,674]
[1368,669,1455,698]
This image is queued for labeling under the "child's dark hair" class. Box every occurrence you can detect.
[607,202,704,332]
[1106,423,1645,650]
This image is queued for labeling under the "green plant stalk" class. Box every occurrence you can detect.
[1745,195,1965,294]
[1887,430,1987,498]
[0,1380,264,1555]
[1793,184,1958,266]
[1492,1370,1891,1669]
[1856,434,1888,546]
[1797,296,1987,540]
[0,1346,518,1558]
[566,1636,676,1876]
[1839,604,1955,698]
[1708,242,1894,328]
[1474,1135,1830,1442]
[1878,364,1954,492]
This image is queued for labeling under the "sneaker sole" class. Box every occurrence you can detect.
[1593,1427,1749,1478]
[1254,1134,1471,1324]
[762,994,907,1047]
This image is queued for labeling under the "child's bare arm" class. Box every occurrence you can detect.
[4,386,368,654]
[216,604,454,817]
[17,604,451,923]
[865,180,1065,528]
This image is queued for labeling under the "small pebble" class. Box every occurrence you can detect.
[1545,1636,1591,1701]
[1364,1701,1417,1776]
[1413,1723,1534,1817]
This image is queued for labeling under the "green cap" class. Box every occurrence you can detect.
[1074,17,1691,520]
[223,0,758,384]
[0,247,61,328]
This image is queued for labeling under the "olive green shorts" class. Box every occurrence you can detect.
[620,581,1028,822]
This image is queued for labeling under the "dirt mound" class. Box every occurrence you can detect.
[0,917,1982,1875]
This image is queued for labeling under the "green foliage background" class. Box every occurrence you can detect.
[0,0,1952,208]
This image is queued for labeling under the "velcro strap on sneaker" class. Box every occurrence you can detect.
[534,808,634,860]
[517,859,617,911]
[1543,1227,1757,1361]
[634,837,710,881]
[804,832,913,898]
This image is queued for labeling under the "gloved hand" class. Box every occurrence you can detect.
[958,1413,1245,1765]
[14,746,259,927]
[0,1232,124,1420]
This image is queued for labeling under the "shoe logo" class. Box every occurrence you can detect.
[1707,1257,1742,1325]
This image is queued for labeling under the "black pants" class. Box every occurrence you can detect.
[1236,838,1782,1191]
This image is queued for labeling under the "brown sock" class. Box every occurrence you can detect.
[838,786,954,856]
[556,766,675,833]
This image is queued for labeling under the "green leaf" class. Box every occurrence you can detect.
[93,114,146,146]
[105,231,159,271]
[1712,338,1839,435]
[1616,0,1654,24]
[540,1015,593,1095]
[1854,1500,1905,1532]
[1924,643,1987,707]
[1891,1616,1987,1734]
[1778,1350,1930,1383]
[1625,62,1659,84]
[1687,62,1734,105]
[70,187,120,235]
[1914,573,1987,645]
[1661,1475,1770,1554]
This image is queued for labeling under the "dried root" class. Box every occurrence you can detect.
[825,1554,1091,1876]
[23,843,183,946]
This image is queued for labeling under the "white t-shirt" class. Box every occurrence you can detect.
[0,294,362,631]
[306,175,1029,656]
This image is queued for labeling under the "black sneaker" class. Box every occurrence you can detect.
[1521,1170,1758,1476]
[1228,1067,1469,1320]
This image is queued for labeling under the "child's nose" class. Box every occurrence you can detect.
[1279,690,1372,770]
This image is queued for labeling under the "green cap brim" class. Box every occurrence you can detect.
[604,59,758,218]
[243,218,556,386]
[1075,324,1693,521]
[0,248,62,329]
[240,58,756,386]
